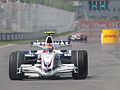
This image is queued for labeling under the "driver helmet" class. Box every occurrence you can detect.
[43,45,53,53]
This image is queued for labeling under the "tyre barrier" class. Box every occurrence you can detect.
[0,33,43,40]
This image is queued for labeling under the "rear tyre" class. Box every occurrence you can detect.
[68,35,71,42]
[84,36,87,42]
[72,50,88,79]
[9,51,25,80]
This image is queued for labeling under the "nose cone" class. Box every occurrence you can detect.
[41,53,55,70]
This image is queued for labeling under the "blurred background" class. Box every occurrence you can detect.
[0,0,120,40]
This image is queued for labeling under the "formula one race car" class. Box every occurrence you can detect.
[68,32,87,42]
[9,32,88,80]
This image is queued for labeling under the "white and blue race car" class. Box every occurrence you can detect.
[9,32,88,80]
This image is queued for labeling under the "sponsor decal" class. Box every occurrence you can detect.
[102,30,119,44]
[104,34,118,38]
[79,20,120,29]
[32,41,70,46]
[54,41,70,45]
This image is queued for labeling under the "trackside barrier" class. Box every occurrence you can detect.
[101,30,119,44]
[0,33,43,40]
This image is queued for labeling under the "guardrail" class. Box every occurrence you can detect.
[0,33,43,40]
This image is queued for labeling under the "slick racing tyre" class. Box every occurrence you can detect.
[84,36,87,42]
[72,50,88,79]
[68,35,72,42]
[9,51,25,80]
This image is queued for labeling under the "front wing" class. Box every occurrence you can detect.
[18,64,75,77]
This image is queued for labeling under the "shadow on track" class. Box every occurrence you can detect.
[23,76,72,81]
[21,75,100,81]
[86,76,100,80]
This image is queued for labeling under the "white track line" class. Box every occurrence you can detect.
[0,44,14,49]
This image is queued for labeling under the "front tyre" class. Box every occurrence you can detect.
[72,50,88,79]
[9,51,25,80]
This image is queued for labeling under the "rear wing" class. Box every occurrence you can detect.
[44,31,55,35]
[31,40,71,47]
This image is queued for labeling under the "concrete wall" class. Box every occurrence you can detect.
[0,2,74,34]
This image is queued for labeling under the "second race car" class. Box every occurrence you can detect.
[68,32,87,42]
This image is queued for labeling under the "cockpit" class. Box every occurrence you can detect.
[46,36,53,44]
[43,35,54,53]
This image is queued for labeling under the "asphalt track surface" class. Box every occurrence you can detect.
[0,38,120,90]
